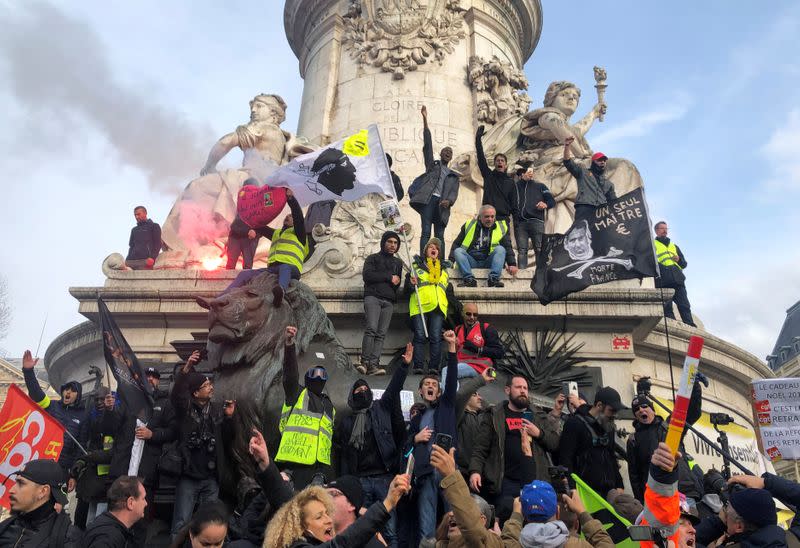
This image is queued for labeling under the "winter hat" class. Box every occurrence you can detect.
[186,371,209,394]
[520,480,558,523]
[381,230,401,249]
[424,238,443,254]
[729,488,777,527]
[327,475,364,511]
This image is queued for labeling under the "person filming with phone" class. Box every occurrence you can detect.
[468,374,559,524]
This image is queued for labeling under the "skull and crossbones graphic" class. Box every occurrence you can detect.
[553,220,633,279]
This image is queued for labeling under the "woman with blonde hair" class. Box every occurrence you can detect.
[263,474,410,548]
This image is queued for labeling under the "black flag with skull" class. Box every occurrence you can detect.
[532,188,658,305]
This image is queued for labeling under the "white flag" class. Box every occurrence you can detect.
[265,124,394,206]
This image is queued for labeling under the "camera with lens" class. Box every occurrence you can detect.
[636,376,652,396]
[709,413,735,427]
[548,465,570,495]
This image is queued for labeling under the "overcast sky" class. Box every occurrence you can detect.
[1,1,799,363]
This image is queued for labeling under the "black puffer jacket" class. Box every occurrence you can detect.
[0,503,82,548]
[362,231,404,303]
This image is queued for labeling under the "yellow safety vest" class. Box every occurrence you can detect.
[97,434,114,476]
[269,228,309,272]
[460,219,508,254]
[275,388,334,466]
[409,262,449,317]
[654,239,681,269]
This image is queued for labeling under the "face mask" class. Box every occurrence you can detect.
[351,389,373,410]
[306,378,326,396]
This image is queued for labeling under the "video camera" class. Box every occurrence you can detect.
[709,413,735,426]
[636,376,653,396]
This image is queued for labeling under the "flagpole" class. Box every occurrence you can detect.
[34,312,49,358]
[375,125,428,338]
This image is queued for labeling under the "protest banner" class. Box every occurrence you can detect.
[751,378,800,461]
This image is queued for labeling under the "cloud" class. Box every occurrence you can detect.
[0,2,214,194]
[592,93,692,150]
[759,109,800,193]
[693,256,800,361]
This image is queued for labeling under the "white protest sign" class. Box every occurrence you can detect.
[372,389,416,421]
[751,378,800,461]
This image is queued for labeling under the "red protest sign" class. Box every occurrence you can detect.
[0,384,66,509]
[237,184,287,228]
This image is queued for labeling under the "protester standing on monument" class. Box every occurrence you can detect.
[386,153,404,201]
[226,178,261,270]
[558,387,626,498]
[125,206,162,270]
[468,375,559,523]
[275,325,335,490]
[407,238,450,374]
[169,350,236,539]
[562,137,616,217]
[0,459,81,546]
[408,105,459,258]
[22,350,89,478]
[359,230,404,376]
[653,221,696,327]
[83,476,147,548]
[446,302,505,380]
[514,166,555,269]
[450,205,518,288]
[476,125,517,224]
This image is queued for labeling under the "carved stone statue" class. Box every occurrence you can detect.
[343,0,466,80]
[157,94,313,269]
[468,55,530,125]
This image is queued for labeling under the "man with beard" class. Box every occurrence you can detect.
[275,325,335,490]
[563,137,616,217]
[558,387,626,497]
[334,343,413,547]
[468,375,559,523]
[446,303,505,380]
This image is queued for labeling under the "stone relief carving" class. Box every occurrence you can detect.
[343,0,466,80]
[468,55,531,125]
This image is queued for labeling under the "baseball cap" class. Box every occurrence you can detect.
[595,387,627,411]
[13,459,68,505]
[145,367,161,379]
[327,475,364,511]
[591,152,608,161]
[520,480,557,522]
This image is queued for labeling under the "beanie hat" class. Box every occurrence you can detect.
[327,475,364,511]
[186,371,209,394]
[380,230,401,249]
[424,238,443,253]
[729,488,777,527]
[520,480,557,522]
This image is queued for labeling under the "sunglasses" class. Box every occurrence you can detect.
[633,403,651,412]
[306,367,328,381]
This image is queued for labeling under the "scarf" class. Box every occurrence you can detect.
[348,381,373,451]
[426,258,442,284]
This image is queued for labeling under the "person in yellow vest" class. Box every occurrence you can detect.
[450,204,518,288]
[654,221,696,327]
[407,237,450,374]
[275,325,336,490]
[221,189,310,308]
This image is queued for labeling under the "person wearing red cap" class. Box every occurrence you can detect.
[563,137,616,217]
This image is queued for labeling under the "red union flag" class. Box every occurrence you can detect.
[0,384,66,509]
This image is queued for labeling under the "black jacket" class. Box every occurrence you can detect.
[449,221,516,267]
[287,501,391,548]
[765,473,800,543]
[408,127,460,226]
[229,216,255,239]
[559,404,624,495]
[468,402,559,495]
[696,514,788,548]
[362,232,404,303]
[23,368,89,474]
[476,131,516,220]
[654,236,688,289]
[563,159,616,207]
[0,503,82,548]
[514,179,555,222]
[335,362,409,476]
[126,218,161,261]
[83,511,135,548]
[72,407,114,503]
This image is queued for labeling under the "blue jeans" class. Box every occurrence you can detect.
[411,310,444,371]
[361,474,397,547]
[440,362,480,384]
[453,246,506,280]
[267,263,300,289]
[172,476,219,537]
[419,196,446,257]
[416,471,447,544]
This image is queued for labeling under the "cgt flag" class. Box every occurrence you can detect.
[533,188,657,305]
[265,124,395,206]
[572,473,638,548]
[0,384,66,509]
[98,298,154,422]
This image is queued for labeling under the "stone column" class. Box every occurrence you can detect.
[284,0,542,247]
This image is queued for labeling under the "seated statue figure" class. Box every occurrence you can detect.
[158,94,313,268]
[460,80,644,236]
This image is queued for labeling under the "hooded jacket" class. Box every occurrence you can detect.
[501,511,615,548]
[563,159,616,207]
[126,218,161,261]
[362,231,405,303]
[335,359,410,476]
[23,368,89,473]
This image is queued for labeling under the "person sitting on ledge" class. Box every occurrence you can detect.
[449,204,517,288]
[125,205,162,270]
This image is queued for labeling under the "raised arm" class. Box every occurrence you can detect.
[422,106,435,171]
[282,326,301,406]
[200,132,239,176]
[287,194,306,243]
[475,125,492,180]
[22,350,50,409]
